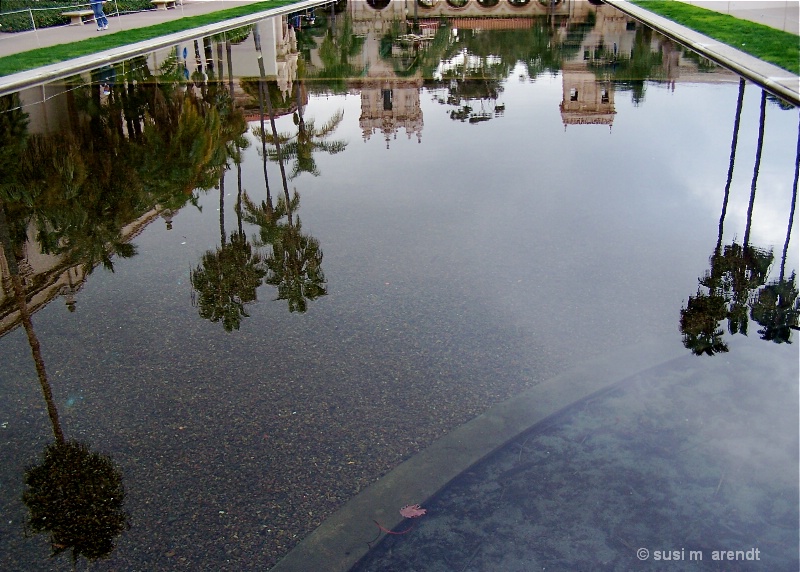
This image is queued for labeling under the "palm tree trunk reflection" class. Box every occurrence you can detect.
[0,201,64,443]
[717,78,745,252]
[1,204,128,564]
[249,26,327,313]
[743,90,767,247]
[750,116,800,342]
[253,24,291,204]
[680,88,778,354]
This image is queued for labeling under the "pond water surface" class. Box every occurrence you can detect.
[0,1,797,570]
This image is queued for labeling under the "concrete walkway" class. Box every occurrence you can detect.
[0,0,326,96]
[678,0,799,34]
[0,1,266,59]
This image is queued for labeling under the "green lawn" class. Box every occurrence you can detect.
[0,0,304,77]
[630,0,799,75]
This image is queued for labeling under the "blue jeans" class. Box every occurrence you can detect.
[90,1,108,27]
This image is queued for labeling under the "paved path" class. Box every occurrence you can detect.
[678,0,799,34]
[0,0,325,95]
[0,1,269,59]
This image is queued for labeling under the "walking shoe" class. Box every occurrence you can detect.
[103,24,108,30]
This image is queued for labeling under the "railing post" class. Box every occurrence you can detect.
[29,7,41,46]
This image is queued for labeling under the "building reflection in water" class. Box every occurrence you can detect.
[0,3,794,568]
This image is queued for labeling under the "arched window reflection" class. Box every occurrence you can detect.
[478,0,500,7]
[508,0,531,6]
[367,0,391,9]
[418,0,439,7]
[447,0,469,8]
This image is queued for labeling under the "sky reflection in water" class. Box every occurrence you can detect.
[0,2,797,570]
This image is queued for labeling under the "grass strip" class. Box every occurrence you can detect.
[630,0,799,75]
[0,0,303,77]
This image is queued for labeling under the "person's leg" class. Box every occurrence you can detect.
[99,3,108,29]
[90,1,104,29]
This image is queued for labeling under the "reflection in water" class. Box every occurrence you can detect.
[188,21,330,325]
[681,86,798,354]
[23,441,128,564]
[256,105,347,180]
[1,196,128,564]
[190,62,267,332]
[253,24,327,313]
[263,193,327,313]
[750,117,800,343]
[191,232,267,331]
[0,52,247,333]
[0,2,797,570]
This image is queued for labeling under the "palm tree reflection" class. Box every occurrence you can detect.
[190,231,267,332]
[681,88,797,354]
[23,440,128,564]
[263,199,326,313]
[190,24,331,327]
[1,194,128,565]
[190,140,266,333]
[249,24,328,313]
[750,117,800,342]
[256,107,347,180]
[680,289,730,355]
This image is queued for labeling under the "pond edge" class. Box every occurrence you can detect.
[271,336,686,572]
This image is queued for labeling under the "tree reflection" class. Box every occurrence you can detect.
[750,118,800,343]
[23,441,128,564]
[307,13,366,93]
[263,205,326,313]
[679,290,730,355]
[191,231,267,332]
[0,45,252,331]
[680,88,795,354]
[246,25,328,313]
[2,189,128,564]
[255,107,347,179]
[424,16,592,121]
[190,64,264,332]
[589,26,665,105]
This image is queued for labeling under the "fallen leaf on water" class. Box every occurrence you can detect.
[399,504,427,518]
